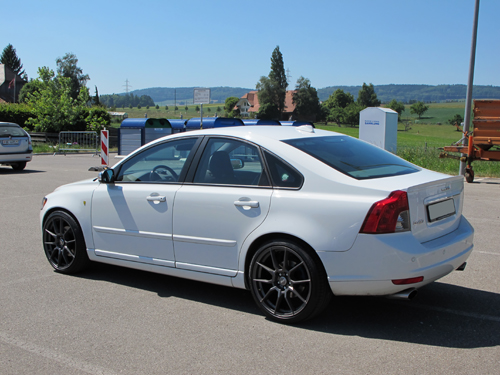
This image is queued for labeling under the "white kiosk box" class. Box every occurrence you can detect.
[359,107,398,153]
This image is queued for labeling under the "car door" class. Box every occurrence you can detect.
[173,137,273,276]
[91,137,199,267]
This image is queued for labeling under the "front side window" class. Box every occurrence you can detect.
[193,138,268,186]
[284,136,419,180]
[115,138,197,182]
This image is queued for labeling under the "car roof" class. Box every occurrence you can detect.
[0,122,22,127]
[173,125,340,143]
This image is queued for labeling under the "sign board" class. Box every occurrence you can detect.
[194,88,211,104]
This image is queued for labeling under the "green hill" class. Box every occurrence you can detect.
[317,84,500,103]
[107,84,500,106]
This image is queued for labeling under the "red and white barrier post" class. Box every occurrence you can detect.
[101,129,109,166]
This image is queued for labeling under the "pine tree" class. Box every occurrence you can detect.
[1,44,26,79]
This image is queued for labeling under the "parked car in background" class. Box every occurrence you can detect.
[0,122,32,171]
[40,125,474,323]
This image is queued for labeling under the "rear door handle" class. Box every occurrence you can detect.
[234,200,259,209]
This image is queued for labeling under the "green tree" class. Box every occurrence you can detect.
[165,105,168,110]
[343,102,364,126]
[322,89,355,124]
[175,106,178,111]
[410,101,429,119]
[323,89,355,110]
[19,80,44,103]
[292,76,321,121]
[156,104,159,109]
[357,83,381,107]
[56,53,90,100]
[269,46,287,115]
[93,86,100,106]
[195,105,200,112]
[185,105,188,111]
[448,114,464,126]
[1,44,26,79]
[217,106,222,113]
[224,96,240,117]
[387,99,405,121]
[85,107,111,132]
[25,67,91,132]
[256,46,288,120]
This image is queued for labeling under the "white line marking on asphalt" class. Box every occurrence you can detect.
[0,331,117,375]
[476,251,499,256]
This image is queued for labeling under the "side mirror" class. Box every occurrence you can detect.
[99,168,115,183]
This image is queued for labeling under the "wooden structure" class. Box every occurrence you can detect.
[440,99,500,182]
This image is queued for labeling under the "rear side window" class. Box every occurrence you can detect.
[263,151,303,188]
[283,136,419,180]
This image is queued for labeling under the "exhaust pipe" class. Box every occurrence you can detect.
[387,288,418,300]
[456,262,467,271]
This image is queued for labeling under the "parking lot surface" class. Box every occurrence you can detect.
[1,154,499,374]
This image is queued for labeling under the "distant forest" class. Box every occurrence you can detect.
[316,84,500,103]
[101,84,500,108]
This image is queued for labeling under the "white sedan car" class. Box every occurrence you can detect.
[40,125,474,323]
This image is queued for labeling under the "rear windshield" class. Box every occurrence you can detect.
[283,135,419,180]
[0,124,26,137]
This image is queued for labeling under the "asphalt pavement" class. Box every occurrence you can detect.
[0,154,499,375]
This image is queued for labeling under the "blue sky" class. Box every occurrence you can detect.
[4,0,499,95]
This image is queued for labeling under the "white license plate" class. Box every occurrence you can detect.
[2,139,19,145]
[427,199,456,222]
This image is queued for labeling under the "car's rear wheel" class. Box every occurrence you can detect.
[42,211,90,274]
[249,240,331,323]
[12,162,26,171]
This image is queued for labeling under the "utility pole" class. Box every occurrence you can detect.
[460,0,480,176]
[123,79,132,94]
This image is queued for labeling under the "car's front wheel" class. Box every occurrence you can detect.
[42,211,90,274]
[249,239,331,323]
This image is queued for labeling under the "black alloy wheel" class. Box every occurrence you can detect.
[249,240,331,323]
[43,211,90,274]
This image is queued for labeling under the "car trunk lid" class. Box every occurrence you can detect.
[406,175,464,243]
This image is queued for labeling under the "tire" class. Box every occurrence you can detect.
[12,162,26,171]
[249,239,332,323]
[42,211,91,274]
[465,168,474,183]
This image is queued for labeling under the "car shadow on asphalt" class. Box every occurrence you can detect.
[75,263,500,349]
[0,168,45,174]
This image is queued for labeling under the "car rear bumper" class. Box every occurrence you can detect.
[0,151,33,164]
[317,216,474,296]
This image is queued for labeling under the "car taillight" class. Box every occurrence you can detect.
[360,190,411,234]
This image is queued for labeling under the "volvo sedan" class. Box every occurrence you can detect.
[40,125,474,323]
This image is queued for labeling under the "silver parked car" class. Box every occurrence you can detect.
[0,122,33,171]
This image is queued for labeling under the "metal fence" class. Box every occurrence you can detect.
[57,131,99,155]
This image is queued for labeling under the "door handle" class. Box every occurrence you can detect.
[234,200,259,209]
[147,195,166,203]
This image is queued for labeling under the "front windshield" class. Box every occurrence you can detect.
[284,135,419,180]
